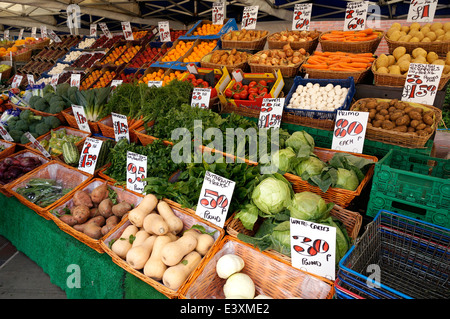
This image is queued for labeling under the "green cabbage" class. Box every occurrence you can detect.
[294,155,326,179]
[288,191,334,222]
[319,216,352,264]
[251,174,293,217]
[335,168,359,191]
[271,147,296,173]
[234,203,260,231]
[285,131,315,154]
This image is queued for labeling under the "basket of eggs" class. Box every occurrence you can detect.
[267,30,321,54]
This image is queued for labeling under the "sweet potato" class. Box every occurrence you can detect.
[59,214,78,226]
[98,198,114,218]
[91,183,109,205]
[71,205,90,224]
[112,201,132,218]
[101,216,120,235]
[73,190,93,208]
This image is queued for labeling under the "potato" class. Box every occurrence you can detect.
[423,114,434,125]
[87,215,106,227]
[410,22,421,30]
[443,65,450,74]
[421,37,431,43]
[412,56,427,64]
[112,201,132,218]
[71,205,90,224]
[425,31,437,41]
[372,120,382,128]
[409,37,420,42]
[387,25,401,37]
[388,65,401,74]
[430,22,443,32]
[390,30,402,41]
[412,47,427,59]
[399,35,412,42]
[393,46,406,60]
[101,216,120,236]
[83,223,103,239]
[415,32,425,41]
[89,207,99,218]
[410,119,421,128]
[387,55,396,66]
[444,32,450,41]
[427,52,439,63]
[98,198,113,218]
[73,190,93,208]
[409,111,422,121]
[390,112,404,122]
[416,123,427,131]
[401,26,410,33]
[392,125,408,132]
[376,54,389,68]
[396,115,410,126]
[377,66,389,74]
[382,120,395,130]
[398,60,410,73]
[444,22,450,32]
[420,27,431,36]
[432,59,445,66]
[91,183,109,205]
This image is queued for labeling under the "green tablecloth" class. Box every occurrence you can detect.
[0,194,167,299]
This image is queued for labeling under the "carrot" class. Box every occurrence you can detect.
[303,64,329,69]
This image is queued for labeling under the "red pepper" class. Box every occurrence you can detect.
[239,90,248,100]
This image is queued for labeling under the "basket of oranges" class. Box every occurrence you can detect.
[182,39,218,63]
[140,67,188,86]
[190,21,224,37]
[159,39,195,63]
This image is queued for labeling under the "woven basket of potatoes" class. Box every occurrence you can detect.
[372,46,450,90]
[384,21,450,55]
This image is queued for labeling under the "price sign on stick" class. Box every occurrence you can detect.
[195,171,236,228]
[258,98,284,129]
[40,25,47,38]
[290,217,337,281]
[344,1,368,31]
[112,112,130,142]
[292,3,312,31]
[48,29,62,43]
[51,74,60,88]
[90,24,97,37]
[241,6,259,30]
[158,21,171,42]
[147,81,163,88]
[121,22,134,40]
[72,104,91,133]
[18,29,24,40]
[11,75,23,89]
[191,88,211,109]
[111,79,123,87]
[0,124,14,142]
[31,27,37,39]
[70,73,81,88]
[78,137,103,175]
[126,151,147,194]
[407,0,437,23]
[332,110,369,154]
[25,132,51,158]
[212,2,225,25]
[99,22,112,39]
[27,74,35,86]
[401,63,443,105]
[4,30,9,41]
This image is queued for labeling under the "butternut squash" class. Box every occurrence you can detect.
[162,251,202,290]
[128,194,158,227]
[143,212,169,235]
[126,235,156,270]
[157,201,184,234]
[111,224,139,259]
[143,235,174,281]
[184,229,215,256]
[132,229,151,247]
[161,233,197,266]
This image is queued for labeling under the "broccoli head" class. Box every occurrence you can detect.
[43,84,55,95]
[34,99,49,112]
[48,101,65,114]
[35,122,51,136]
[56,83,70,97]
[19,109,42,123]
[29,95,42,108]
[43,92,56,103]
[8,130,24,143]
[43,116,61,129]
[49,95,64,105]
[14,119,29,132]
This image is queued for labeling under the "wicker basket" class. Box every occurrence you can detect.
[11,48,32,62]
[351,98,442,148]
[0,140,16,160]
[46,178,144,253]
[25,38,51,51]
[284,147,378,208]
[99,198,226,299]
[132,123,173,147]
[221,30,269,51]
[282,112,336,130]
[97,114,143,142]
[267,31,321,54]
[302,64,372,84]
[249,49,308,78]
[384,34,450,55]
[319,30,384,53]
[179,235,335,299]
[62,108,101,134]
[6,160,93,220]
[10,102,66,124]
[0,65,12,80]
[200,50,251,73]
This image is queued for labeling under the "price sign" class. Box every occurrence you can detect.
[191,87,211,109]
[70,73,81,88]
[111,79,123,87]
[344,1,368,31]
[195,171,236,228]
[187,63,198,74]
[112,112,130,142]
[40,25,48,39]
[78,137,103,175]
[292,3,313,31]
[48,29,62,43]
[11,74,23,89]
[290,217,337,281]
[126,151,147,194]
[72,104,91,133]
[0,124,14,142]
[158,21,171,42]
[147,81,163,88]
[401,63,443,105]
[258,98,284,129]
[121,21,134,40]
[332,110,369,154]
[231,69,243,82]
[51,74,60,88]
[18,29,24,40]
[27,74,35,85]
[212,1,225,25]
[90,24,97,37]
[99,22,112,39]
[241,6,259,30]
[25,132,51,158]
[407,0,438,23]
[4,30,9,41]
[31,27,37,39]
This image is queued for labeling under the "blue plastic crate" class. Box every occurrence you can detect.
[180,18,238,40]
[283,76,356,120]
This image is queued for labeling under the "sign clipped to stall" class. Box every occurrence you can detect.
[344,1,368,31]
[401,63,443,105]
[186,63,198,74]
[191,87,211,109]
[195,171,236,228]
[78,137,103,175]
[90,24,97,37]
[27,74,35,86]
[3,30,9,41]
[258,98,284,129]
[147,81,163,88]
[407,0,437,23]
[292,3,313,31]
[111,79,123,87]
[241,6,259,30]
[51,74,60,88]
[112,112,130,142]
[158,21,171,42]
[48,29,62,43]
[290,217,337,281]
[40,25,47,38]
[18,29,24,40]
[72,104,91,133]
[70,73,81,88]
[121,21,134,40]
[331,110,369,154]
[99,22,112,39]
[126,151,147,194]
[212,1,225,25]
[11,75,23,89]
[0,124,14,142]
[25,132,51,158]
[31,27,37,39]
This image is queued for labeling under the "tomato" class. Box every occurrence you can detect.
[248,93,259,101]
[248,81,257,88]
[248,87,258,94]
[225,88,233,98]
[210,88,217,99]
[258,80,267,87]
[239,90,248,100]
[233,81,243,91]
[233,93,241,100]
[258,87,268,95]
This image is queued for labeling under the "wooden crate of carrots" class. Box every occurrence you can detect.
[319,28,384,54]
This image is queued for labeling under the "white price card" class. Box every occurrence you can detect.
[231,69,243,82]
[195,171,235,228]
[40,25,47,38]
[48,29,62,43]
[4,30,9,41]
[27,74,35,86]
[72,104,91,133]
[344,1,368,31]
[290,217,337,281]
[31,27,37,39]
[90,24,97,37]
[158,21,171,42]
[121,21,134,40]
[25,132,51,158]
[258,98,284,129]
[51,74,60,88]
[111,79,123,87]
[70,73,81,88]
[147,81,163,88]
[11,75,23,89]
[0,124,14,142]
[332,110,369,154]
[407,0,438,23]
[112,112,130,142]
[126,151,147,194]
[78,137,103,175]
[191,87,211,109]
[292,3,313,31]
[401,63,443,105]
[99,22,112,39]
[18,29,24,40]
[212,1,225,25]
[241,6,259,30]
[187,63,198,74]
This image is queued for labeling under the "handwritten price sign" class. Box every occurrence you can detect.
[112,112,130,142]
[31,27,37,39]
[191,87,211,109]
[11,75,23,89]
[78,137,103,175]
[111,79,123,87]
[147,81,163,88]
[332,110,369,154]
[99,22,112,39]
[195,171,235,228]
[48,29,62,43]
[158,21,171,42]
[51,74,60,88]
[72,104,91,133]
[292,3,312,31]
[4,30,9,41]
[70,73,81,88]
[40,25,47,38]
[241,6,259,30]
[401,63,443,105]
[25,132,51,158]
[212,2,225,25]
[90,24,97,37]
[0,124,14,142]
[258,98,284,129]
[121,21,134,40]
[126,151,147,194]
[407,0,438,23]
[27,74,35,86]
[344,1,368,31]
[18,29,24,40]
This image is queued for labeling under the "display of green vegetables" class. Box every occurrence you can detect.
[15,178,73,208]
[39,128,83,157]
